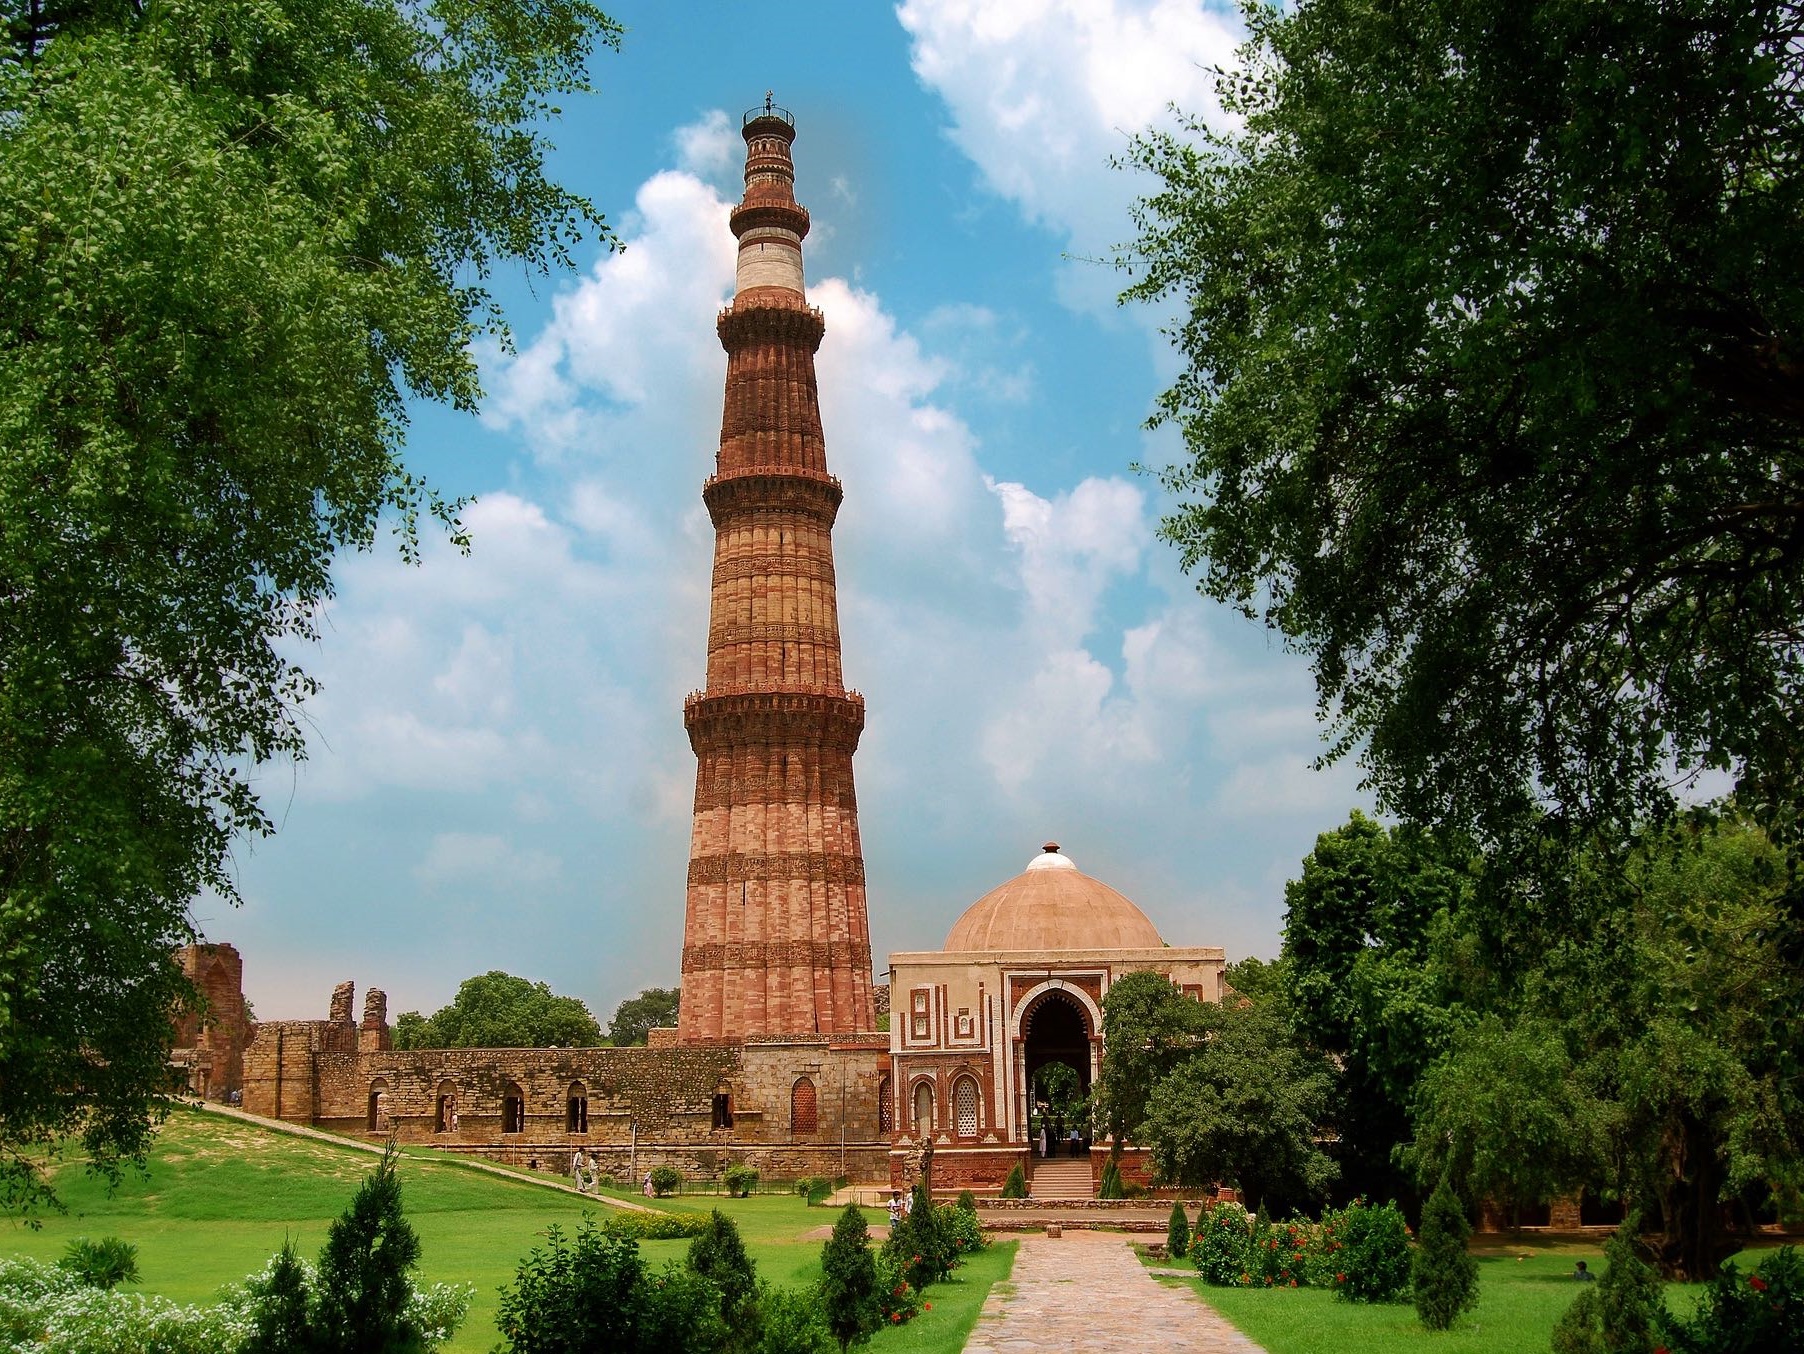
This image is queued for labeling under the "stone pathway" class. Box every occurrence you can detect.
[964,1230,1267,1354]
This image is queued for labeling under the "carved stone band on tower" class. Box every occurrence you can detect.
[677,105,878,1043]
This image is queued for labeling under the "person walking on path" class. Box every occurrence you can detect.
[1069,1127,1081,1158]
[1038,1123,1048,1158]
[888,1191,903,1229]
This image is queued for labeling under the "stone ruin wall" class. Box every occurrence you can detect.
[171,942,249,1100]
[241,979,891,1182]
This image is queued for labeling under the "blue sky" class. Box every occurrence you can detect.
[218,0,1373,1025]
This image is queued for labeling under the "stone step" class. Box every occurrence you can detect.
[1030,1159,1095,1198]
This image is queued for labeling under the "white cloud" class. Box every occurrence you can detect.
[898,0,1241,308]
[674,109,738,181]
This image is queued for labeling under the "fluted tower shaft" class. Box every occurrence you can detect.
[678,107,876,1042]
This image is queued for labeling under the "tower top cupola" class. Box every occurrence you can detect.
[730,98,810,297]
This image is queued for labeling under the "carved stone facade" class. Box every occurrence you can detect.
[887,848,1226,1197]
[677,106,877,1043]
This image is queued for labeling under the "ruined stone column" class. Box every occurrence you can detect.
[678,103,876,1042]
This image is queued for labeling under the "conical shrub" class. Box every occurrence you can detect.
[1412,1175,1478,1330]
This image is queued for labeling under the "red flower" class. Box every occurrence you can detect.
[1335,1273,1345,1284]
[1289,1279,1298,1288]
[925,1302,932,1311]
[1751,1276,1769,1292]
[892,1314,901,1324]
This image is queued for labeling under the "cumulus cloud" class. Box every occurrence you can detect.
[898,0,1241,308]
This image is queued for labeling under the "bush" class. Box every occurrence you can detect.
[883,1184,957,1291]
[1098,1158,1123,1199]
[1551,1219,1671,1354]
[601,1212,715,1242]
[312,1142,423,1351]
[649,1165,683,1197]
[956,1189,978,1212]
[819,1204,880,1353]
[1166,1203,1191,1260]
[1191,1202,1252,1285]
[794,1176,834,1206]
[688,1210,758,1339]
[938,1201,987,1257]
[874,1253,920,1328]
[58,1236,138,1290]
[755,1282,835,1354]
[1333,1199,1412,1303]
[1667,1245,1803,1354]
[242,1240,310,1354]
[496,1220,646,1353]
[638,1264,729,1354]
[1000,1163,1027,1199]
[1413,1176,1478,1331]
[723,1165,760,1198]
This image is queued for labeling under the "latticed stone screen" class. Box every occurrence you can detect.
[878,1075,892,1133]
[955,1077,978,1137]
[790,1076,818,1134]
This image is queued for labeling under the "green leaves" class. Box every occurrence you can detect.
[0,0,617,1212]
[391,971,602,1049]
[1123,0,1804,850]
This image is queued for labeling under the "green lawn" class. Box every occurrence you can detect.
[0,1109,1014,1353]
[1149,1234,1779,1354]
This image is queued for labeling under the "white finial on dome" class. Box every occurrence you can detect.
[1025,841,1077,872]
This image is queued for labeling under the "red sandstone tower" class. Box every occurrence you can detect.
[677,102,877,1043]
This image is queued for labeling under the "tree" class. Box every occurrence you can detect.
[1095,969,1205,1147]
[1282,813,1476,1206]
[392,972,602,1049]
[609,988,681,1046]
[312,1144,421,1353]
[817,1203,879,1354]
[1412,1174,1479,1331]
[0,0,619,1214]
[1122,0,1804,850]
[1550,1220,1669,1354]
[1165,1201,1190,1259]
[1141,999,1336,1214]
[1407,1016,1612,1226]
[687,1210,757,1343]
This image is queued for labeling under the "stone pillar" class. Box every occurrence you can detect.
[677,102,876,1043]
[359,987,391,1052]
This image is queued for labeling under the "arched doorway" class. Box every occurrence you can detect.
[1022,990,1092,1154]
[367,1078,389,1133]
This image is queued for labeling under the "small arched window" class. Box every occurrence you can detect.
[877,1075,893,1134]
[790,1077,818,1135]
[912,1081,934,1135]
[954,1076,979,1138]
[566,1081,588,1134]
[434,1079,459,1134]
[367,1078,389,1133]
[502,1081,525,1135]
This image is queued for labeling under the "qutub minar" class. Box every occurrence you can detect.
[183,102,1238,1206]
[679,101,877,1043]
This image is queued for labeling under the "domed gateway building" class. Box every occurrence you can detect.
[886,844,1224,1196]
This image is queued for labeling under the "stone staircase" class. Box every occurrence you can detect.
[1030,1157,1094,1199]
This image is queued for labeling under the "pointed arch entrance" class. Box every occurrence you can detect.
[1019,986,1094,1153]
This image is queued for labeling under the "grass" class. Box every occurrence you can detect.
[1146,1232,1784,1354]
[0,1109,1015,1353]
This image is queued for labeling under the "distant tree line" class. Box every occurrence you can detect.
[392,974,679,1051]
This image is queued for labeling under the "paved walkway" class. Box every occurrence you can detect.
[964,1230,1266,1354]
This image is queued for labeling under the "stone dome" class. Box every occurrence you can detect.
[943,843,1165,952]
